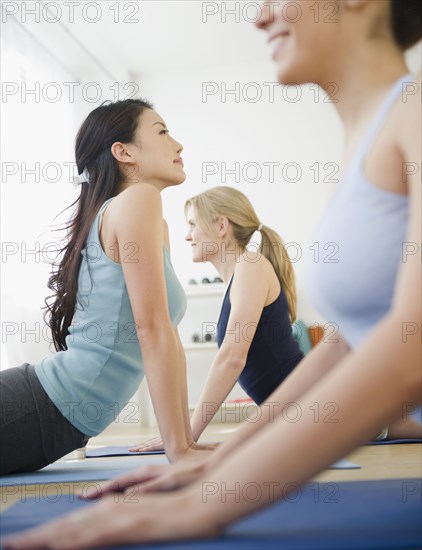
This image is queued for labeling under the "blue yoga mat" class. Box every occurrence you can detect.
[1,479,420,549]
[85,447,360,470]
[367,438,422,445]
[86,446,165,457]
[0,456,167,486]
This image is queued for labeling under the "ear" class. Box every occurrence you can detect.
[216,216,230,238]
[111,142,133,164]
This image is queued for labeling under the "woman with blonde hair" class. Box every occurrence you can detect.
[132,185,304,450]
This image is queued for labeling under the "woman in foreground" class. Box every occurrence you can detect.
[4,0,421,547]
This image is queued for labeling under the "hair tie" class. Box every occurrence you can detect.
[257,223,263,231]
[72,167,90,186]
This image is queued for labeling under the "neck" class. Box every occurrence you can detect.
[117,178,166,194]
[208,243,241,284]
[321,41,408,135]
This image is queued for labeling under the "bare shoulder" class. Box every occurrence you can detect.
[235,249,272,282]
[113,184,162,214]
[395,71,421,140]
[395,72,421,185]
[106,185,163,234]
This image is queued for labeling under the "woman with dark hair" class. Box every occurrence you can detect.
[0,99,211,475]
[4,0,421,547]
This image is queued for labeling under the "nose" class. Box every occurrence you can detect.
[255,0,275,30]
[185,229,192,242]
[174,138,183,154]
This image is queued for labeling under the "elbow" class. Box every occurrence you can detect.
[136,317,174,344]
[219,349,247,373]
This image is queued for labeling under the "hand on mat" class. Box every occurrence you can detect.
[129,437,220,453]
[80,458,210,500]
[3,492,217,550]
[129,436,164,452]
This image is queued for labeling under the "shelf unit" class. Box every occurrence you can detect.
[184,283,226,297]
[184,342,218,352]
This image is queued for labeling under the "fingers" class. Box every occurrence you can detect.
[3,499,115,550]
[128,443,164,452]
[79,465,167,500]
[128,437,164,452]
[124,473,176,495]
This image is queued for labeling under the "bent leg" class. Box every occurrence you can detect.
[0,363,89,475]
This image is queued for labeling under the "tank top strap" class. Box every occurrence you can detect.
[353,73,413,168]
[96,197,115,242]
[224,274,234,303]
[99,197,114,215]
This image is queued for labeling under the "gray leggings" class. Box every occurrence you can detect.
[0,363,89,475]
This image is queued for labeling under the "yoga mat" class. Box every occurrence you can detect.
[86,446,165,457]
[1,479,420,549]
[0,456,167,487]
[367,438,422,445]
[85,447,359,469]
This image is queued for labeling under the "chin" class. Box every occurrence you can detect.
[276,60,311,87]
[173,172,187,185]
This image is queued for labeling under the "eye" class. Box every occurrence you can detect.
[160,129,169,135]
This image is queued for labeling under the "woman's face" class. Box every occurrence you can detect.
[125,109,185,189]
[185,206,219,263]
[255,0,343,85]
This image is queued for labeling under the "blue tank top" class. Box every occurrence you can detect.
[35,197,187,436]
[305,74,412,349]
[217,276,304,405]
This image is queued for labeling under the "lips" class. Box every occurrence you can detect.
[269,32,290,60]
[174,157,184,165]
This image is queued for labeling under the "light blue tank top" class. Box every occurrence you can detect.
[305,74,412,349]
[35,197,187,436]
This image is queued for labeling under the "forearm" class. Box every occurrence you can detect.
[188,313,421,528]
[177,338,194,443]
[139,325,193,461]
[207,334,349,467]
[191,356,244,442]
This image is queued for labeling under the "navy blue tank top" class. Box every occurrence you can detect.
[217,276,304,405]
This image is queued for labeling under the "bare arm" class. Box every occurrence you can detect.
[162,221,194,445]
[191,312,421,530]
[206,331,350,465]
[191,254,272,441]
[114,185,193,462]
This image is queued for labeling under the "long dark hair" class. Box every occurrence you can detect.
[391,0,421,49]
[43,98,153,351]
